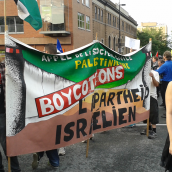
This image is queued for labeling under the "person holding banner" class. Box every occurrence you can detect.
[32,44,60,170]
[0,57,21,172]
[141,60,159,139]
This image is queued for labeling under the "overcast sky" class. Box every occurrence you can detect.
[111,0,172,35]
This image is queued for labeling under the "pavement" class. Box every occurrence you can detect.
[1,96,168,172]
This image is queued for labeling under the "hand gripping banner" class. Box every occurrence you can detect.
[5,35,152,156]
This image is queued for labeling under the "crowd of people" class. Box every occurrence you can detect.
[145,51,172,171]
[0,46,172,171]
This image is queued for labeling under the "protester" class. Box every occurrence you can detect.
[156,51,172,118]
[0,57,21,172]
[160,82,172,172]
[152,56,159,70]
[141,60,159,139]
[32,44,60,169]
[158,59,165,69]
[157,59,165,101]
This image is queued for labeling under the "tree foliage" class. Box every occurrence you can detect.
[137,27,171,56]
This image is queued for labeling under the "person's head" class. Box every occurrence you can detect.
[163,51,171,61]
[158,59,165,67]
[44,43,57,55]
[152,56,158,63]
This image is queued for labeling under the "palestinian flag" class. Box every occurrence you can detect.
[14,0,42,30]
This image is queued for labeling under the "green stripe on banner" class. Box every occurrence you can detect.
[22,42,146,88]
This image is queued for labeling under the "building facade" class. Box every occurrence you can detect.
[0,0,92,53]
[92,0,137,54]
[137,22,168,35]
[0,0,137,55]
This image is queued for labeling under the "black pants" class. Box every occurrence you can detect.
[0,151,4,172]
[161,135,170,162]
[161,135,172,171]
[0,114,21,172]
[161,81,169,107]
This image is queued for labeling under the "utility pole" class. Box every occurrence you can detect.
[118,0,121,54]
[118,0,125,54]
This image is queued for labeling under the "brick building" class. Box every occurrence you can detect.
[0,0,92,54]
[0,0,137,56]
[93,0,137,54]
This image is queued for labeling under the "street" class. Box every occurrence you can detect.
[1,96,167,172]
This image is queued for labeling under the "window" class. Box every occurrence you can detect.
[122,21,124,30]
[86,16,90,30]
[110,14,111,25]
[98,8,100,20]
[113,16,116,27]
[102,39,104,44]
[126,23,128,32]
[85,0,89,7]
[113,37,116,51]
[108,36,111,48]
[95,6,97,19]
[108,13,111,25]
[0,16,23,33]
[117,18,119,28]
[78,13,84,29]
[101,10,103,22]
[40,0,65,31]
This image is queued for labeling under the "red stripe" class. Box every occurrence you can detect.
[16,49,20,54]
[6,48,13,53]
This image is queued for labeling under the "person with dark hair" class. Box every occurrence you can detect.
[156,51,172,118]
[44,43,58,54]
[160,82,172,172]
[0,57,21,172]
[158,59,165,68]
[152,56,159,70]
[141,60,159,139]
[32,44,60,170]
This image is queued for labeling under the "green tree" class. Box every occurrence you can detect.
[137,27,171,56]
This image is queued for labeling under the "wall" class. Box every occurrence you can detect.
[72,0,93,49]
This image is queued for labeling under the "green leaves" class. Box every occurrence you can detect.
[137,27,171,55]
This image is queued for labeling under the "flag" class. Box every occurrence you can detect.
[155,51,158,57]
[57,39,63,53]
[14,0,42,30]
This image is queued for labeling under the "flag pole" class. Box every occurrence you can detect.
[4,0,7,31]
[8,157,11,172]
[4,0,11,171]
[146,38,152,137]
[86,139,90,158]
